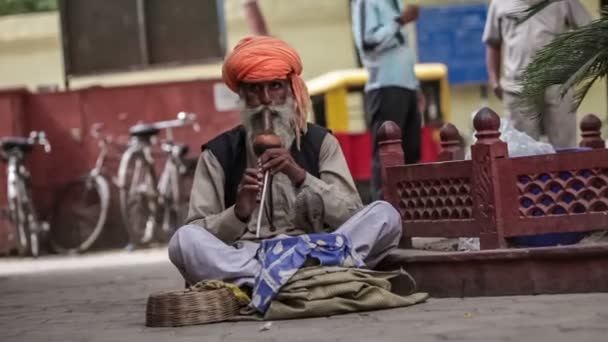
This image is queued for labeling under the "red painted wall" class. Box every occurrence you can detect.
[0,79,240,254]
[0,78,441,254]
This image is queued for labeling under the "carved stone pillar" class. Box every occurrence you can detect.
[580,114,605,149]
[470,107,509,249]
[438,123,464,161]
[377,121,409,247]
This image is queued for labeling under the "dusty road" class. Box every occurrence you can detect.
[1,248,607,342]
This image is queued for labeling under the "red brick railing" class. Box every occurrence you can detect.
[379,107,608,249]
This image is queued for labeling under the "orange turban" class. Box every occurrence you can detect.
[222,36,311,133]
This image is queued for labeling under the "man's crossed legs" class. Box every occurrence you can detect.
[168,201,402,287]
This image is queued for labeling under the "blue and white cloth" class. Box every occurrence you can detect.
[250,233,364,314]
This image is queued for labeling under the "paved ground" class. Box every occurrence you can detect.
[2,248,608,342]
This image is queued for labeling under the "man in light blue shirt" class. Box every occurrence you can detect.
[351,0,422,200]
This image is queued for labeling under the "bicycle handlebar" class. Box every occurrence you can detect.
[178,112,200,132]
[90,122,117,147]
[28,131,52,153]
[136,112,200,132]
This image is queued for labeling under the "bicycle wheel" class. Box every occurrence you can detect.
[49,173,110,253]
[28,225,39,258]
[10,178,39,257]
[157,162,184,243]
[118,149,158,246]
[8,194,28,256]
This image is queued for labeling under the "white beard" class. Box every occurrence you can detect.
[239,96,297,150]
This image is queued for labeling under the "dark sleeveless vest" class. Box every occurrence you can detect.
[202,123,330,208]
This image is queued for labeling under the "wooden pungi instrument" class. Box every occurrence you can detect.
[252,108,282,238]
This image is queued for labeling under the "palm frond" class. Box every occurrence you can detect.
[558,50,602,96]
[517,8,608,113]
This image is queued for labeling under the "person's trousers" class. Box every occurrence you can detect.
[168,201,402,287]
[365,87,420,201]
[503,85,577,148]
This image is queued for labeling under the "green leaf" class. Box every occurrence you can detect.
[0,0,57,16]
[517,7,608,119]
[559,50,602,97]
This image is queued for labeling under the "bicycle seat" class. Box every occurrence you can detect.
[129,123,160,138]
[0,137,33,152]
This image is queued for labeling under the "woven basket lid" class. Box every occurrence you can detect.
[146,282,242,327]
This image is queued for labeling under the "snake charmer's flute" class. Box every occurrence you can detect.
[252,109,282,238]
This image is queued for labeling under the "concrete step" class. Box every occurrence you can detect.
[381,243,608,298]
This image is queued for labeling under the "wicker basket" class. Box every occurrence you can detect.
[145,283,242,327]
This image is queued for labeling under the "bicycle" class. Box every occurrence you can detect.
[117,112,199,248]
[48,123,114,254]
[1,131,51,257]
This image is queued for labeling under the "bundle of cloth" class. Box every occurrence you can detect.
[242,233,428,320]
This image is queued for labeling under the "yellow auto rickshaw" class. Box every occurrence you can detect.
[306,63,451,201]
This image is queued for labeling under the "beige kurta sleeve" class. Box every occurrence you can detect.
[296,133,364,229]
[185,149,248,244]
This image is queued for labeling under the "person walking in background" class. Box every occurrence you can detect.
[483,0,591,148]
[351,0,423,201]
[242,0,269,36]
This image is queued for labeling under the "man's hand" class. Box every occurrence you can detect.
[399,5,420,25]
[260,148,306,186]
[492,82,503,100]
[234,168,261,222]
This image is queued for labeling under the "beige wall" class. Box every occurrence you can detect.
[0,0,605,138]
[0,13,63,90]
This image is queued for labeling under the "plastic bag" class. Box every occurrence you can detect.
[457,237,480,252]
[460,116,555,251]
[465,117,555,160]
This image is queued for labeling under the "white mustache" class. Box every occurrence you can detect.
[240,98,296,149]
[241,102,292,118]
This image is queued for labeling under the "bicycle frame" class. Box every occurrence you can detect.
[1,131,51,256]
[2,133,50,216]
[119,112,198,191]
[6,151,24,202]
[158,146,179,196]
[5,151,32,247]
[91,134,111,179]
[117,112,198,245]
[118,137,157,190]
[157,142,190,230]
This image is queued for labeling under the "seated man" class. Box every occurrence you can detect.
[168,36,402,288]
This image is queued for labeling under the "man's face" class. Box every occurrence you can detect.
[239,79,296,149]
